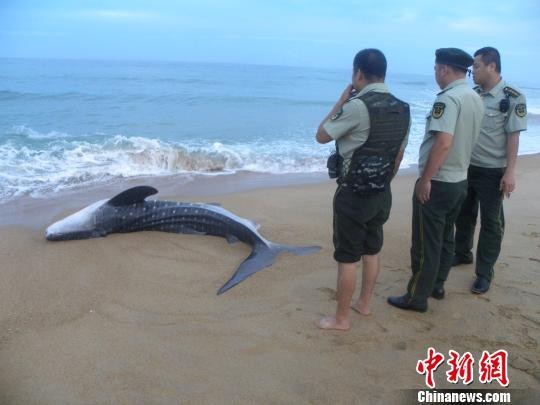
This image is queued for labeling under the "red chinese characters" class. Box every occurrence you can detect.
[446,350,474,385]
[417,348,509,388]
[416,347,445,389]
[478,350,509,387]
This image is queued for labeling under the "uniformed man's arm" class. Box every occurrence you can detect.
[500,131,520,198]
[316,127,333,144]
[415,132,453,204]
[316,84,356,144]
[501,91,527,198]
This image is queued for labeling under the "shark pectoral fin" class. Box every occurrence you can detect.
[217,246,277,295]
[225,234,240,244]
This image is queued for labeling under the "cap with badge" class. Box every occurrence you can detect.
[435,48,474,71]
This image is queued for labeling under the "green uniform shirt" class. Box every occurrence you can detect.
[323,83,410,161]
[470,80,527,168]
[419,78,484,183]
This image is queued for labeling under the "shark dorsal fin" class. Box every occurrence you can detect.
[108,186,158,207]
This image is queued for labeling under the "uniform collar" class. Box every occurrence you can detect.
[437,78,468,95]
[479,78,505,97]
[357,82,389,96]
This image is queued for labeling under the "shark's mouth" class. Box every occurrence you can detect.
[45,229,102,241]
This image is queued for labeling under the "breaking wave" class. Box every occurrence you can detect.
[0,128,335,201]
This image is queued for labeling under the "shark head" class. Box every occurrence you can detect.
[45,199,109,241]
[45,186,159,241]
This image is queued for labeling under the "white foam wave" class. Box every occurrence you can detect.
[12,125,73,140]
[0,134,334,201]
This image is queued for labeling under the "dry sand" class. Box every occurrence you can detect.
[1,156,539,404]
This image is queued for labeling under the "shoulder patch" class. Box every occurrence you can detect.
[503,86,521,98]
[515,103,527,118]
[330,108,343,121]
[431,102,446,119]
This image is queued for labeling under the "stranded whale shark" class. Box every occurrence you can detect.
[45,186,321,294]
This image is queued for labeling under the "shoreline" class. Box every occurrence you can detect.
[0,165,420,229]
[1,153,539,229]
[0,171,327,229]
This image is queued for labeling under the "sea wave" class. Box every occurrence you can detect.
[10,125,74,140]
[0,88,332,107]
[0,89,106,102]
[0,132,336,201]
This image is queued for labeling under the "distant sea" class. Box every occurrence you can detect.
[1,58,539,203]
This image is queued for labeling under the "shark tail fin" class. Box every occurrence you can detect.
[216,242,321,295]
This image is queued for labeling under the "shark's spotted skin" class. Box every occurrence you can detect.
[45,186,321,294]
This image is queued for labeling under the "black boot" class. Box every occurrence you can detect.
[387,295,427,313]
[471,277,490,294]
[431,287,445,300]
[452,254,473,266]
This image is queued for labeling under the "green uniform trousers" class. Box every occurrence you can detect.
[407,179,468,305]
[454,165,505,281]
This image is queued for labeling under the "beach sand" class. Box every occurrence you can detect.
[1,156,539,404]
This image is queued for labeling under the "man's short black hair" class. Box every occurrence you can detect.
[353,49,387,81]
[474,47,501,73]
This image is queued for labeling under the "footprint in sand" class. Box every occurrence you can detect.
[317,287,337,301]
[454,290,490,301]
[522,231,540,238]
[520,313,540,328]
[497,305,519,320]
[510,355,538,377]
[376,322,389,333]
[383,280,407,292]
[386,267,405,273]
[393,341,407,351]
[416,319,435,333]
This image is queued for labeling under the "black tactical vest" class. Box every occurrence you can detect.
[339,92,410,194]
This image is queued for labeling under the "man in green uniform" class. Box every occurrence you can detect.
[388,48,484,312]
[453,47,528,294]
[315,49,410,330]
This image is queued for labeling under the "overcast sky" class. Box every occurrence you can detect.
[2,0,539,82]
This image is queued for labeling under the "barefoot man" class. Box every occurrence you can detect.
[315,49,410,331]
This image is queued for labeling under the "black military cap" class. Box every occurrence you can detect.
[435,48,474,71]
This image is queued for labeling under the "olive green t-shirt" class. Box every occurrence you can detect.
[418,78,484,183]
[470,80,527,168]
[323,83,409,161]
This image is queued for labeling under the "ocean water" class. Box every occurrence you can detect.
[1,58,539,202]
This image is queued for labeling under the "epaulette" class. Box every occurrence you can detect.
[473,85,482,94]
[503,86,521,98]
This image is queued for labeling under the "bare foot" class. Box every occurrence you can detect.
[316,316,350,331]
[351,302,371,316]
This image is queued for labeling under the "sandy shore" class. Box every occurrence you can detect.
[1,156,539,404]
